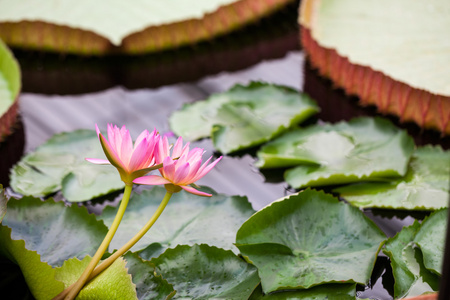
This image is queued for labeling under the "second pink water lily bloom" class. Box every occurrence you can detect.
[133,136,222,196]
[86,124,161,184]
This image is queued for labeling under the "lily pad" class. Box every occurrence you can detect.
[10,129,124,202]
[383,220,441,298]
[169,82,319,154]
[249,283,356,299]
[335,146,450,210]
[55,256,138,300]
[0,185,6,223]
[151,244,260,299]
[414,209,448,276]
[123,252,176,300]
[0,39,20,141]
[99,186,255,257]
[274,117,414,188]
[235,189,385,293]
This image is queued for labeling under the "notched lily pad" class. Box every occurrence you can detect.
[335,146,450,210]
[258,117,414,188]
[151,244,260,299]
[169,82,319,154]
[99,186,255,256]
[235,189,386,293]
[10,129,124,202]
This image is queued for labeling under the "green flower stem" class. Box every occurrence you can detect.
[55,190,173,300]
[90,191,173,278]
[56,184,133,300]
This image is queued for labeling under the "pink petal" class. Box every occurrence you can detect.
[128,137,151,171]
[85,158,110,165]
[120,128,133,167]
[162,156,176,179]
[171,137,184,158]
[134,129,150,149]
[192,156,222,182]
[133,175,171,186]
[173,162,191,184]
[180,185,212,197]
[99,133,127,171]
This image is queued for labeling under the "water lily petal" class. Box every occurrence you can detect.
[180,185,212,197]
[85,158,110,165]
[133,175,171,186]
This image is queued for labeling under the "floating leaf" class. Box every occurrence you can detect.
[123,252,176,300]
[0,39,20,141]
[0,226,65,299]
[0,185,6,223]
[335,146,450,210]
[169,82,319,154]
[274,117,414,188]
[414,209,448,276]
[151,244,260,299]
[383,221,441,298]
[10,129,124,202]
[299,0,450,134]
[249,283,356,299]
[0,0,295,55]
[0,196,108,267]
[235,189,385,293]
[55,256,138,300]
[99,186,255,257]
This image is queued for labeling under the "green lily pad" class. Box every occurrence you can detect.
[249,283,356,299]
[169,82,319,154]
[335,146,450,210]
[235,189,385,293]
[10,129,124,202]
[55,256,138,300]
[123,252,176,300]
[151,244,260,299]
[383,221,441,298]
[99,186,255,257]
[414,209,448,276]
[1,196,109,267]
[0,185,6,223]
[274,117,415,188]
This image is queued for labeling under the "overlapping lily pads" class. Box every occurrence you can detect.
[382,209,447,299]
[100,186,255,257]
[256,117,414,188]
[248,283,357,299]
[151,244,260,299]
[169,82,319,154]
[10,129,124,201]
[335,146,450,210]
[235,189,385,293]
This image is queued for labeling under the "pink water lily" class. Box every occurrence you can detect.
[133,136,222,196]
[86,124,161,184]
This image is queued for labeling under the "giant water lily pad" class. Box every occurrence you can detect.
[0,0,295,55]
[99,186,255,256]
[335,146,450,210]
[383,221,440,298]
[0,39,20,141]
[151,244,260,299]
[299,0,450,133]
[274,117,415,188]
[235,189,385,293]
[169,82,319,154]
[10,129,124,201]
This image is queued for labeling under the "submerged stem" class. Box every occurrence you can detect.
[53,184,133,300]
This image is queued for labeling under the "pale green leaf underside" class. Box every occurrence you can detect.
[310,0,450,96]
[0,0,240,46]
[249,283,356,299]
[99,186,255,256]
[10,129,124,202]
[236,189,385,293]
[55,256,138,300]
[151,244,260,299]
[335,146,450,210]
[169,82,319,154]
[0,40,20,116]
[273,117,414,188]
